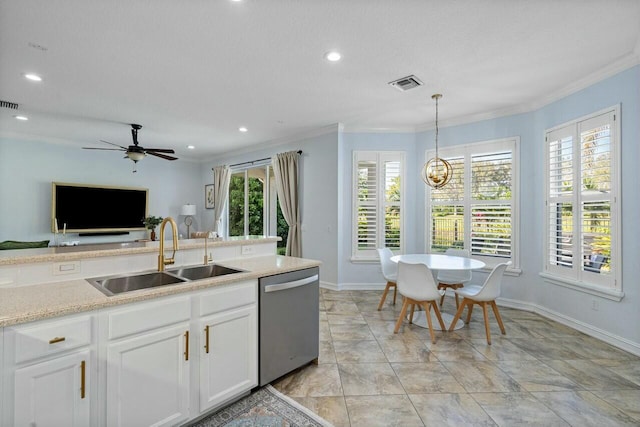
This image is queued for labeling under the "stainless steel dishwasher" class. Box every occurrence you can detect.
[259,267,319,386]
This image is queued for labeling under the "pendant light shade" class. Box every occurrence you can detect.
[421,94,453,189]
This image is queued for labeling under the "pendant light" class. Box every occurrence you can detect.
[421,94,452,189]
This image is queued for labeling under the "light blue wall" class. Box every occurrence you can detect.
[0,138,202,244]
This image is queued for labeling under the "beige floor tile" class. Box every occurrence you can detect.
[532,390,639,426]
[495,360,580,392]
[596,389,640,422]
[344,395,424,427]
[292,396,351,427]
[559,336,638,361]
[427,339,488,362]
[468,338,538,361]
[333,340,387,363]
[378,338,436,363]
[325,300,361,313]
[338,362,405,396]
[391,362,465,394]
[318,340,337,364]
[409,393,496,426]
[319,321,332,341]
[472,392,570,426]
[591,359,640,386]
[329,323,375,341]
[327,313,367,325]
[442,361,522,393]
[273,363,343,397]
[508,338,583,360]
[545,359,640,391]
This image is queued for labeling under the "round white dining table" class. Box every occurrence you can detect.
[390,254,486,331]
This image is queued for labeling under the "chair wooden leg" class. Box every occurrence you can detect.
[377,282,392,311]
[491,301,506,335]
[448,298,467,332]
[394,298,410,333]
[465,302,474,324]
[454,289,460,308]
[431,301,446,331]
[421,302,436,344]
[409,303,416,324]
[392,285,397,305]
[481,302,492,345]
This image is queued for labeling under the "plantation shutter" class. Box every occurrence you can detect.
[430,157,465,252]
[470,152,512,258]
[356,156,378,255]
[383,159,401,251]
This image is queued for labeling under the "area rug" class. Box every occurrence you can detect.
[189,385,334,427]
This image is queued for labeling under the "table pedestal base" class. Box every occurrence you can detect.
[407,311,465,331]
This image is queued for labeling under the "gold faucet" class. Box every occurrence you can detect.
[203,231,213,265]
[158,217,179,272]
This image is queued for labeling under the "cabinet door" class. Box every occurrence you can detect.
[106,324,190,427]
[14,350,90,427]
[199,305,257,412]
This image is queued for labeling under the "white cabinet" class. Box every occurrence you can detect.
[2,314,96,427]
[197,280,258,413]
[199,306,257,412]
[14,350,90,427]
[103,296,191,427]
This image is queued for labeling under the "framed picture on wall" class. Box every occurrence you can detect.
[205,184,215,209]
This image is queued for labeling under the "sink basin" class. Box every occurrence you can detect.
[169,264,243,281]
[87,271,188,296]
[87,264,244,296]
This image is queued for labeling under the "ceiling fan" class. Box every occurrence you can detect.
[83,124,178,169]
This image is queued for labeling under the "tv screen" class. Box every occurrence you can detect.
[52,183,148,233]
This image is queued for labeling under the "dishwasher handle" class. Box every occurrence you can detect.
[264,274,319,293]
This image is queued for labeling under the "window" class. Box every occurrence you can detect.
[227,163,288,254]
[544,107,620,296]
[352,151,405,260]
[426,138,519,268]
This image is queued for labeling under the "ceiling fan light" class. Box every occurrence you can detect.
[127,151,146,162]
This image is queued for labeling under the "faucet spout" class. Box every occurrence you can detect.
[158,217,179,272]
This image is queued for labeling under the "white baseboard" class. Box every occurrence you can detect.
[497,297,640,357]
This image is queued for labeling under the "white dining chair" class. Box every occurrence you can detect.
[393,261,446,344]
[437,248,472,308]
[448,261,511,344]
[376,248,398,310]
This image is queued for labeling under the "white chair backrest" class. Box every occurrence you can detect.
[377,248,398,281]
[397,261,442,301]
[437,248,472,284]
[472,261,511,301]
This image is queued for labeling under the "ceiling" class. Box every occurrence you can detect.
[1,0,639,161]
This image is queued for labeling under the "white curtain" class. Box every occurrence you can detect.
[212,165,231,233]
[272,151,302,257]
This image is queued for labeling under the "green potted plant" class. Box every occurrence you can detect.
[143,216,163,241]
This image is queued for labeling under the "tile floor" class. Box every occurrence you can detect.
[273,289,640,427]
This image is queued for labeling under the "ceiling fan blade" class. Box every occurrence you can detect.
[82,147,125,151]
[99,139,128,150]
[147,151,178,161]
[144,148,176,154]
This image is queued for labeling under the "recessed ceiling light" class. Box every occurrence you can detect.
[14,115,28,121]
[187,145,195,150]
[239,127,248,132]
[324,51,342,62]
[24,73,42,82]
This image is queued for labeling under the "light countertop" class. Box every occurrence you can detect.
[0,255,320,328]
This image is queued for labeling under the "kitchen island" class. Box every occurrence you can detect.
[0,237,321,427]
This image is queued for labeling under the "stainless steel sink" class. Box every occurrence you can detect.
[169,264,243,281]
[87,264,244,296]
[87,271,188,296]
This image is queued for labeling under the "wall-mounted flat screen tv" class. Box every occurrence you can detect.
[52,182,148,233]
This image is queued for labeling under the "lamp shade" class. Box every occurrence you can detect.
[181,204,196,216]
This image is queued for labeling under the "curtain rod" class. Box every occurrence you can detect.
[217,150,303,169]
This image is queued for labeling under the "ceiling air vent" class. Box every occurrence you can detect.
[0,100,19,110]
[388,75,423,92]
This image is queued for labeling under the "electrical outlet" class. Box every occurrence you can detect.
[591,299,599,311]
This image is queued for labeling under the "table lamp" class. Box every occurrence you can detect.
[181,204,196,238]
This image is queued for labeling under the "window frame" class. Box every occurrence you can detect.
[424,137,520,272]
[541,105,622,300]
[351,150,406,262]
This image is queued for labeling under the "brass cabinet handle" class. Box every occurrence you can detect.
[80,360,86,399]
[184,330,189,361]
[204,325,210,354]
[49,336,66,344]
